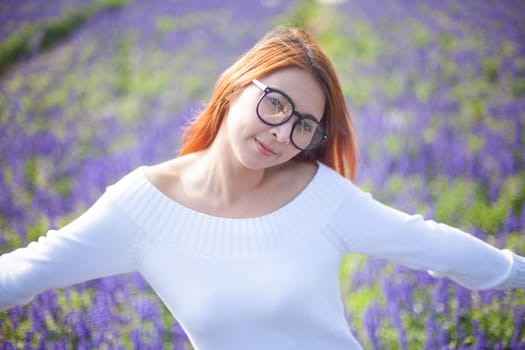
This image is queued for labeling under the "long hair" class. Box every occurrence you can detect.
[179,26,358,180]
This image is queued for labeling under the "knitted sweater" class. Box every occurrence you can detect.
[1,162,524,349]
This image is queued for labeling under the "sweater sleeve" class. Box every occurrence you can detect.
[0,185,143,311]
[327,184,525,291]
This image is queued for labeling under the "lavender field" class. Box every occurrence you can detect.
[1,0,524,348]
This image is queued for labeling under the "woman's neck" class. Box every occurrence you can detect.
[195,146,269,206]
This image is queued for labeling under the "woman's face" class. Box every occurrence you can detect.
[224,67,326,170]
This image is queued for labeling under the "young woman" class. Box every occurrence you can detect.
[1,26,524,349]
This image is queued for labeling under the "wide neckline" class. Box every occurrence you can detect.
[137,162,325,222]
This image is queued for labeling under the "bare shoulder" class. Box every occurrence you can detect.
[288,160,318,180]
[143,153,197,194]
[294,160,318,177]
[271,160,318,192]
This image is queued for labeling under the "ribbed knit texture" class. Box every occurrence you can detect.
[108,163,347,260]
[499,250,525,289]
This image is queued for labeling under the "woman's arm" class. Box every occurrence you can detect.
[0,191,142,311]
[328,187,525,291]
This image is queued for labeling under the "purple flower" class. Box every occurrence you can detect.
[363,301,382,350]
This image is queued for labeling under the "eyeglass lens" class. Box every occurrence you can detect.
[258,91,293,124]
[257,91,324,150]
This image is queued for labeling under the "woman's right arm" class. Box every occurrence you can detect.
[0,190,142,311]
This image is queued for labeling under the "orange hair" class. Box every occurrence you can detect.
[179,26,357,180]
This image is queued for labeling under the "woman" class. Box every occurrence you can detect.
[1,26,524,349]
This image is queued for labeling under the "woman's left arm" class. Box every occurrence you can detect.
[328,186,525,291]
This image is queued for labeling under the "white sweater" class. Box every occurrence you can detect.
[1,162,524,349]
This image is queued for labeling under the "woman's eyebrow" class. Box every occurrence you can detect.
[295,111,321,122]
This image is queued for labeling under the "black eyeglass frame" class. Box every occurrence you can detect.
[252,79,328,152]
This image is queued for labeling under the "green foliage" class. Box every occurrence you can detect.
[482,57,500,82]
[0,26,33,75]
[1,227,22,251]
[0,0,132,77]
[24,158,39,190]
[512,57,525,97]
[39,11,91,51]
[114,34,135,95]
[25,217,50,243]
[411,22,431,47]
[438,32,455,52]
[427,175,525,234]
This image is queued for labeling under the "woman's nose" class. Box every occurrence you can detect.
[270,121,293,144]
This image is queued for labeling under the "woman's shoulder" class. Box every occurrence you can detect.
[312,161,368,203]
[100,157,197,224]
[101,155,194,207]
[315,161,353,186]
[142,153,199,198]
[273,160,318,185]
[143,158,181,192]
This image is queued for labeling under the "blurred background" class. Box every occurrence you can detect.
[0,0,524,348]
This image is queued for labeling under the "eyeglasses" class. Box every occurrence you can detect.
[252,79,328,151]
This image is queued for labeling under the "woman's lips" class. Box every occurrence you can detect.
[255,138,277,156]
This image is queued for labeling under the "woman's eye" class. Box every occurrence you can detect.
[268,97,284,111]
[298,120,313,133]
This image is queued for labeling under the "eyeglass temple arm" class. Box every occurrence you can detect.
[252,79,267,91]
